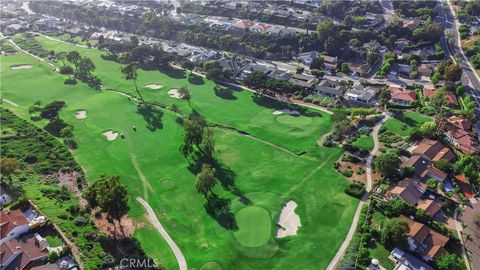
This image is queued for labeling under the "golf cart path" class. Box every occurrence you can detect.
[0,98,19,107]
[136,197,187,270]
[33,32,89,48]
[1,32,55,67]
[327,113,389,270]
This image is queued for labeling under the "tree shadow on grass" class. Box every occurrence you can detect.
[136,104,164,131]
[204,193,238,231]
[252,94,322,117]
[188,74,204,85]
[214,85,237,100]
[99,236,161,269]
[159,66,186,79]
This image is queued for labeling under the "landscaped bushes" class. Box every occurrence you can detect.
[345,182,366,198]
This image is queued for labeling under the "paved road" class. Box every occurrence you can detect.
[327,114,389,270]
[136,197,187,270]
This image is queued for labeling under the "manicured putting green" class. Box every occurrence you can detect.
[233,206,272,248]
[199,261,222,270]
[275,115,312,125]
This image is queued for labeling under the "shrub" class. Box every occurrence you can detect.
[64,78,77,85]
[345,183,365,198]
[48,251,60,262]
[64,138,78,149]
[73,216,89,226]
[342,170,353,177]
[59,66,73,74]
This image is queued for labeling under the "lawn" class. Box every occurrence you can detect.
[46,235,64,247]
[383,111,431,137]
[1,37,357,270]
[369,242,395,270]
[353,135,374,151]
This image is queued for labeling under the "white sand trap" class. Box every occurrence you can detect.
[102,130,118,141]
[75,110,87,119]
[168,89,184,99]
[145,83,163,89]
[276,200,301,238]
[272,109,300,116]
[10,64,32,70]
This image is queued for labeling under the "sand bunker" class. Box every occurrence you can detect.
[75,110,87,119]
[272,109,300,116]
[102,130,118,141]
[145,83,163,90]
[168,89,184,99]
[276,200,301,238]
[11,64,32,70]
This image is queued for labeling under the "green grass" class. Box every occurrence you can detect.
[1,37,358,270]
[369,242,394,270]
[383,111,431,137]
[353,135,374,151]
[45,235,64,247]
[233,206,272,247]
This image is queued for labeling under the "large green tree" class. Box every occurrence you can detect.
[374,150,401,179]
[435,253,465,270]
[83,174,129,225]
[196,164,217,196]
[380,219,409,249]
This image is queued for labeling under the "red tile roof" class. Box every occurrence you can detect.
[400,216,449,259]
[448,115,472,130]
[0,210,29,239]
[1,234,48,270]
[392,91,417,102]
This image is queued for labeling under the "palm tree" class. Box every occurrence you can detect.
[121,62,144,102]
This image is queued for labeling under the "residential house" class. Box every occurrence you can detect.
[418,64,434,77]
[0,210,30,244]
[412,139,455,163]
[448,115,472,130]
[237,63,271,80]
[400,216,449,261]
[390,90,417,106]
[267,69,293,81]
[217,57,246,77]
[250,23,272,34]
[322,55,338,70]
[423,87,459,107]
[389,248,434,270]
[231,19,253,33]
[394,38,410,51]
[403,18,421,30]
[398,64,412,76]
[416,199,442,218]
[344,84,377,105]
[314,79,346,98]
[389,178,427,205]
[0,234,49,270]
[445,126,479,155]
[288,73,316,89]
[403,156,448,183]
[295,51,320,66]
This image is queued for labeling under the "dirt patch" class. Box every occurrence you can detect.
[276,200,301,238]
[102,130,118,141]
[337,161,367,184]
[75,110,87,119]
[55,171,87,206]
[11,64,32,70]
[93,212,142,238]
[145,83,163,90]
[272,109,300,115]
[168,89,184,99]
